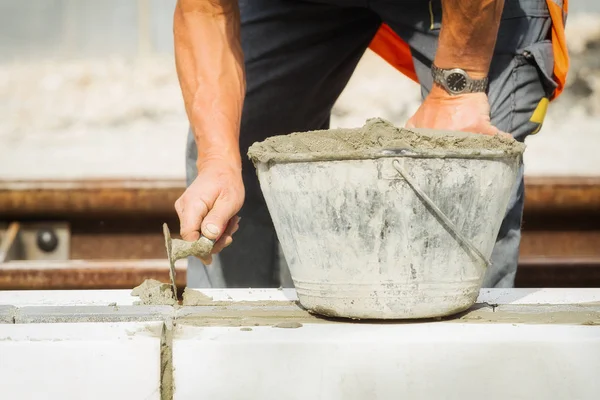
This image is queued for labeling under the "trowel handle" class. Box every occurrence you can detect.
[171,236,215,261]
[191,235,216,258]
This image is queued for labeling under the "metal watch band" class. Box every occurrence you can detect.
[468,76,489,92]
[431,64,489,95]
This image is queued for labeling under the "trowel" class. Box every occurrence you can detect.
[162,223,215,298]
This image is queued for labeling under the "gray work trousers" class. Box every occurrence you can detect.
[186,0,558,289]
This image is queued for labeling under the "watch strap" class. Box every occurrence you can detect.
[431,64,489,94]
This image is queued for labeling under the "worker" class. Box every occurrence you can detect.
[173,0,569,289]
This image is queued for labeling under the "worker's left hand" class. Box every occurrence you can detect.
[406,85,511,138]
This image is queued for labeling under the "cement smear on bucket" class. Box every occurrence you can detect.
[248,118,525,163]
[131,279,177,306]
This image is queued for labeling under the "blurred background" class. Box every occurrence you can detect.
[1,0,599,290]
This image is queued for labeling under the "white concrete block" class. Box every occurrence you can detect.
[477,288,600,305]
[14,305,173,324]
[0,289,137,307]
[184,288,298,302]
[0,321,163,400]
[0,287,298,307]
[3,288,600,308]
[173,323,600,400]
[0,305,15,323]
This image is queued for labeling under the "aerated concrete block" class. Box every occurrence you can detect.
[14,305,174,324]
[172,323,600,400]
[0,321,163,400]
[0,305,15,324]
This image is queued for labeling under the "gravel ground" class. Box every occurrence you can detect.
[1,14,599,180]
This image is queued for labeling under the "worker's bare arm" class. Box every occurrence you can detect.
[174,0,245,166]
[173,0,245,262]
[434,0,504,79]
[406,0,509,137]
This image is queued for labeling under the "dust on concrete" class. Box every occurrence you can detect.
[131,279,177,306]
[181,288,214,306]
[248,118,525,164]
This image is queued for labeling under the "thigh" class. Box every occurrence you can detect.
[238,0,380,209]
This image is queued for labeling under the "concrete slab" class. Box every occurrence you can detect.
[0,321,163,400]
[172,323,600,400]
[0,305,15,324]
[14,305,174,324]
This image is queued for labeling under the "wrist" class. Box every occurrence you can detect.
[433,56,489,80]
[196,147,242,170]
[191,118,242,170]
[429,84,489,98]
[193,129,241,170]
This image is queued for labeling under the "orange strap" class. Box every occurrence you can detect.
[367,0,569,100]
[546,0,569,100]
[368,24,418,83]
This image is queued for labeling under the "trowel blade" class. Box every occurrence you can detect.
[163,223,178,300]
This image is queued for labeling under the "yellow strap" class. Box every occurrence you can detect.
[530,97,549,124]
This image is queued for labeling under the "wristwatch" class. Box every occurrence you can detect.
[431,64,489,95]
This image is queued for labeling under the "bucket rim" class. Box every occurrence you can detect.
[250,147,524,165]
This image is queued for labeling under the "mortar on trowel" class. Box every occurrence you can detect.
[247,118,525,320]
[162,223,214,298]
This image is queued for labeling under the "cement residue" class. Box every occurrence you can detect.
[177,303,323,327]
[131,279,177,306]
[160,322,174,400]
[248,118,525,164]
[176,302,600,327]
[273,321,303,329]
[452,304,600,325]
[181,288,214,306]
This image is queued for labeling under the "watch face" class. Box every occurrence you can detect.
[446,72,467,93]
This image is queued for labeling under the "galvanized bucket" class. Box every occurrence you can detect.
[250,124,523,319]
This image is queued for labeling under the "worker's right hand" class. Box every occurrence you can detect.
[174,158,244,265]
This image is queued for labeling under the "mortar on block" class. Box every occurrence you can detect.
[248,118,525,320]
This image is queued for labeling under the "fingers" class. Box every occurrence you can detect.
[199,254,213,266]
[478,124,513,139]
[201,194,240,241]
[497,130,513,139]
[211,216,240,254]
[175,196,208,242]
[198,216,240,265]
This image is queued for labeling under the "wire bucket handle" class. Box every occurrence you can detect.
[391,159,491,270]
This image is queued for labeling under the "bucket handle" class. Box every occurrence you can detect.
[391,159,491,270]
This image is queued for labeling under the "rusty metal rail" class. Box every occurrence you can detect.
[0,260,187,291]
[1,177,599,289]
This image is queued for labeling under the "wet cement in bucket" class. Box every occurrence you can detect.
[247,118,525,163]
